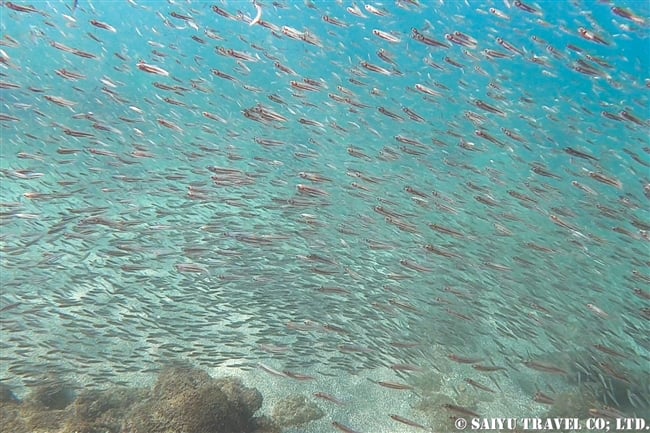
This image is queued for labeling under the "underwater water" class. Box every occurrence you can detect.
[0,0,649,432]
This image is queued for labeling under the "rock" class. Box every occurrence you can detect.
[64,387,148,433]
[28,380,76,410]
[151,364,212,399]
[272,394,324,427]
[215,376,263,419]
[0,365,267,433]
[0,383,20,404]
[122,365,264,433]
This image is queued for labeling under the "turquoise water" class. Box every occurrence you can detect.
[0,0,649,432]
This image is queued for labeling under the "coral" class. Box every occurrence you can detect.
[214,376,263,420]
[63,387,148,433]
[0,365,268,433]
[122,365,264,433]
[271,394,324,427]
[151,364,212,398]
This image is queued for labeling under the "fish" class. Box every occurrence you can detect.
[249,1,262,27]
[465,378,496,393]
[0,2,648,432]
[375,380,414,391]
[332,421,363,433]
[533,391,555,405]
[389,414,428,430]
[522,361,568,375]
[442,403,481,417]
[313,392,345,405]
[137,61,170,76]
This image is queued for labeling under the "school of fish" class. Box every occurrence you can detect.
[0,0,649,431]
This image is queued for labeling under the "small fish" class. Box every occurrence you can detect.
[375,380,414,390]
[333,421,363,433]
[373,29,401,43]
[472,364,507,372]
[137,61,169,76]
[533,391,555,405]
[391,363,423,372]
[314,392,345,405]
[448,354,482,364]
[249,1,262,26]
[586,303,609,319]
[283,370,315,381]
[90,20,116,32]
[390,414,427,430]
[442,403,481,417]
[522,361,568,375]
[465,378,496,393]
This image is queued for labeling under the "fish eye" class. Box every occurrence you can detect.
[489,7,495,13]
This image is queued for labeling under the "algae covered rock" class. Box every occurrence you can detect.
[0,391,26,433]
[64,387,148,433]
[18,378,75,432]
[215,375,264,420]
[272,394,325,427]
[28,379,76,410]
[0,383,20,403]
[0,365,268,433]
[122,365,264,433]
[0,380,71,433]
[151,363,212,398]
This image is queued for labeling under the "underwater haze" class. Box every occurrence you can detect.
[1,0,649,432]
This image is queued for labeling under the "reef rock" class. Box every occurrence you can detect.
[0,383,20,403]
[272,394,324,427]
[122,365,264,433]
[28,379,76,410]
[63,387,148,433]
